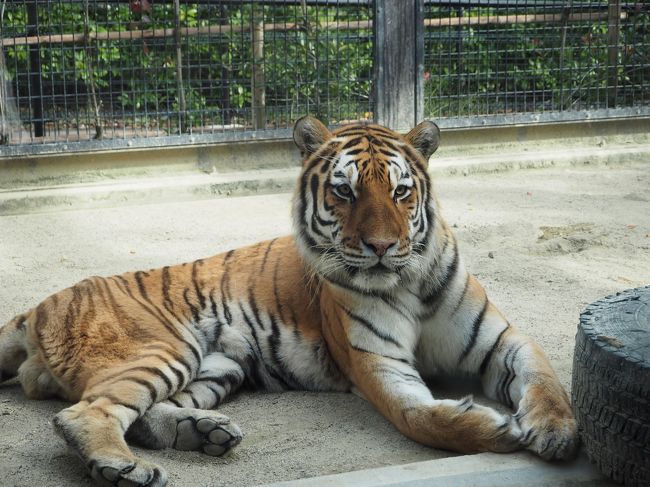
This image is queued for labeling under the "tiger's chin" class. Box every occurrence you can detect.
[350,269,401,293]
[323,265,402,293]
[295,237,413,293]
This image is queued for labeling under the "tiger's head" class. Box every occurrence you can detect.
[292,116,441,292]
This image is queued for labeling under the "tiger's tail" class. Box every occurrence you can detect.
[0,312,29,383]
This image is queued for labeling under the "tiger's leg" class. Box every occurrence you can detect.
[127,352,244,456]
[346,347,523,454]
[428,275,578,460]
[18,353,68,400]
[51,349,195,487]
[321,283,522,454]
[474,326,577,460]
[0,313,28,384]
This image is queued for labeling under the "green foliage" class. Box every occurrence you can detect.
[423,7,650,118]
[1,2,647,134]
[1,2,372,133]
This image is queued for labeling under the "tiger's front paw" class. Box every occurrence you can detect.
[414,397,524,454]
[457,398,523,453]
[516,394,579,460]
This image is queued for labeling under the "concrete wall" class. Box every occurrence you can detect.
[1,118,649,215]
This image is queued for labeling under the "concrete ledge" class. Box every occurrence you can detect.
[433,142,650,176]
[0,139,300,190]
[1,118,649,215]
[0,167,299,216]
[260,452,616,487]
[2,142,649,216]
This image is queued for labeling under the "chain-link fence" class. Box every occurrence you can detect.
[424,1,650,127]
[0,0,648,156]
[0,0,373,150]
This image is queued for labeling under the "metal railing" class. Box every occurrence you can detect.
[0,0,648,157]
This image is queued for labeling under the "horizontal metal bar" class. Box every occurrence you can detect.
[16,0,638,7]
[0,128,294,159]
[18,0,372,5]
[425,0,638,8]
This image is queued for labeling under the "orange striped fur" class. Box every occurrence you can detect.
[0,117,577,486]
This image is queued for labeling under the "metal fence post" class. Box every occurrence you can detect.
[251,4,266,130]
[374,0,424,131]
[173,0,188,133]
[26,1,44,137]
[607,0,621,108]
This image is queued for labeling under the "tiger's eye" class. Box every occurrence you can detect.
[336,184,353,198]
[394,185,409,197]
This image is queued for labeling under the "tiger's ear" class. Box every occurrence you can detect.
[404,120,441,165]
[293,116,333,159]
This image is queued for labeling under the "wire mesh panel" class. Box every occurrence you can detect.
[0,0,373,149]
[423,1,650,126]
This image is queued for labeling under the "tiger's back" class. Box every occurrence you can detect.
[2,235,348,401]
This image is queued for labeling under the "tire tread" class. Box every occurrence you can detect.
[572,286,650,487]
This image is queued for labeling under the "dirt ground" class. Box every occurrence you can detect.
[0,162,648,486]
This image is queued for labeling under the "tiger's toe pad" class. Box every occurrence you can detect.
[175,415,242,456]
[88,457,167,487]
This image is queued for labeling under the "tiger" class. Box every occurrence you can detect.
[0,116,578,486]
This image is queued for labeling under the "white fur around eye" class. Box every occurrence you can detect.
[330,154,359,195]
[394,184,411,200]
[388,155,413,199]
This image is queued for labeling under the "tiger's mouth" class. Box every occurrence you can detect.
[344,260,398,276]
[367,262,391,274]
[336,257,406,292]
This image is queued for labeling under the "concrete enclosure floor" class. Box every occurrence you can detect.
[1,163,648,486]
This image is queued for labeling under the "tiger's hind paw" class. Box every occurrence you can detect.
[87,456,167,487]
[175,413,243,457]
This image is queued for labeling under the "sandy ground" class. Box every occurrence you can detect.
[0,163,649,486]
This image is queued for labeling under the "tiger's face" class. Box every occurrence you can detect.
[292,117,441,292]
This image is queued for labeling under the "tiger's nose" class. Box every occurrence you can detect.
[363,238,397,257]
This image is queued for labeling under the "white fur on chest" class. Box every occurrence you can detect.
[345,288,423,363]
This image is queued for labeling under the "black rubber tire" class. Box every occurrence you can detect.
[572,285,650,487]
